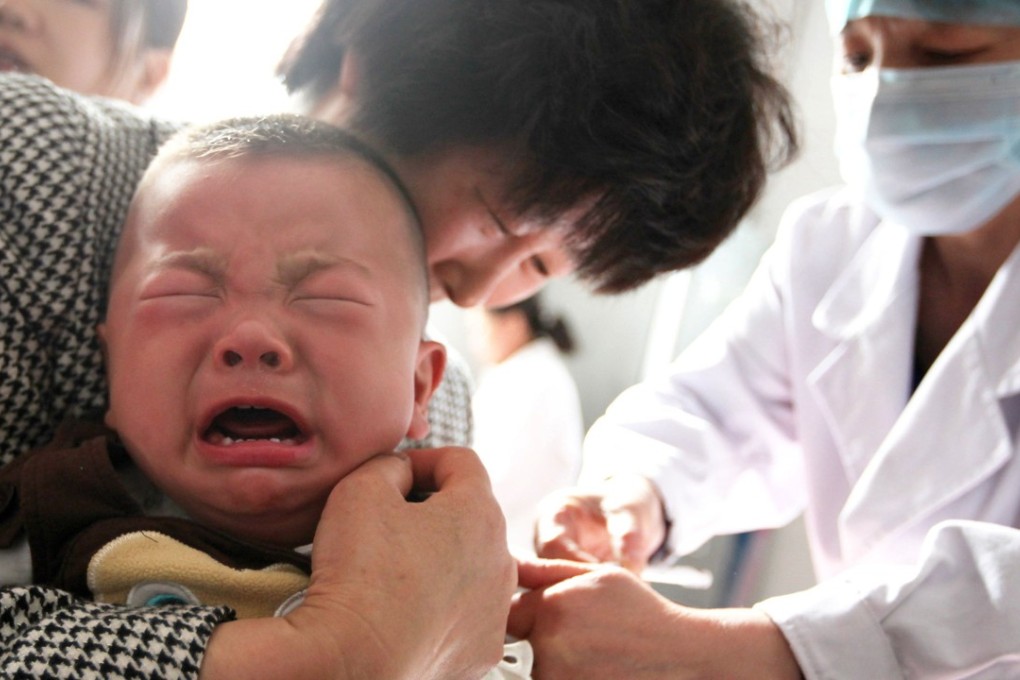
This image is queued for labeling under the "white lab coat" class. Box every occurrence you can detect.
[583,187,1020,678]
[473,338,584,556]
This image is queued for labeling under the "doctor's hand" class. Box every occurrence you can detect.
[508,559,802,680]
[202,448,516,680]
[533,473,667,573]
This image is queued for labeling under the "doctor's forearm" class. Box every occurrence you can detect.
[685,608,804,680]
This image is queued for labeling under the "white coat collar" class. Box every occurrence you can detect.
[809,223,1020,562]
[808,224,922,484]
[812,221,921,342]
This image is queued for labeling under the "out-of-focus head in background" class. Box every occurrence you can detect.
[0,0,187,104]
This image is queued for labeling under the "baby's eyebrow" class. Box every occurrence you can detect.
[277,251,372,287]
[149,248,226,282]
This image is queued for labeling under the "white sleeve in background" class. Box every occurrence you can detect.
[757,520,1020,679]
[581,217,808,558]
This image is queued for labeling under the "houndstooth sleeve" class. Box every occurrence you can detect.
[0,75,235,679]
[0,586,234,679]
[0,74,179,465]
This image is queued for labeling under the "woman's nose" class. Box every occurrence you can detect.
[447,266,505,308]
[214,319,294,371]
[443,241,540,309]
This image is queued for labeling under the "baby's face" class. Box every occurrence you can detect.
[100,156,441,547]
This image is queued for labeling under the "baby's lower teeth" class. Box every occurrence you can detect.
[219,436,293,445]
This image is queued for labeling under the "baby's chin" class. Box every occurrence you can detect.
[172,473,333,549]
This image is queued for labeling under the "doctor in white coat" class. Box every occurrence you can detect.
[511,1,1020,678]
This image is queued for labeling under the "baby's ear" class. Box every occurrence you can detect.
[405,340,447,440]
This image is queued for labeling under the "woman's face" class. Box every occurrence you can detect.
[390,146,579,309]
[306,56,584,310]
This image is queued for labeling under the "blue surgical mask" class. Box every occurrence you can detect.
[832,61,1020,235]
[826,0,1020,34]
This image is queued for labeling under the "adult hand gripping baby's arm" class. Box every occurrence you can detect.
[534,473,667,574]
[508,560,802,680]
[200,448,516,680]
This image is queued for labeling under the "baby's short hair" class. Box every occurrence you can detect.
[158,114,420,230]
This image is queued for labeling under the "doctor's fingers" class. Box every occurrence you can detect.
[604,509,656,574]
[534,489,617,563]
[600,474,669,571]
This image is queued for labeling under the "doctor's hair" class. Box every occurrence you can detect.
[279,0,798,293]
[490,294,576,355]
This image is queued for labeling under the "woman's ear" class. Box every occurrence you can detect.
[304,49,359,123]
[405,340,447,441]
[124,49,173,105]
[338,48,360,98]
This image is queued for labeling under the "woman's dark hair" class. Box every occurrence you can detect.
[280,0,799,294]
[491,294,575,355]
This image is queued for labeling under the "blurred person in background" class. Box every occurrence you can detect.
[469,294,583,556]
[0,0,187,104]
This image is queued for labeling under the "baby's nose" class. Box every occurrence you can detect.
[221,349,282,368]
[215,319,294,371]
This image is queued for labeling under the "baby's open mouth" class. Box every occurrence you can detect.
[203,406,308,446]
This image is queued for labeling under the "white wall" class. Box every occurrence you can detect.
[147,2,320,121]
